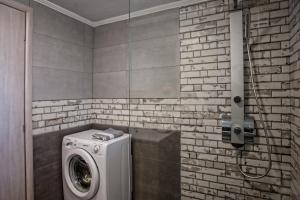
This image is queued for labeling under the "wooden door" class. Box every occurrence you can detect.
[0,3,26,200]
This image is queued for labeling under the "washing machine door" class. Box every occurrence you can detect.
[64,148,100,200]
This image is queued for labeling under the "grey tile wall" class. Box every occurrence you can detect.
[130,9,180,98]
[93,44,129,73]
[33,68,92,100]
[33,125,93,200]
[93,71,129,98]
[33,2,94,48]
[131,128,180,200]
[129,10,179,42]
[14,0,29,6]
[33,124,180,200]
[130,67,180,98]
[94,20,129,49]
[32,2,94,100]
[93,9,180,99]
[130,36,180,70]
[33,33,93,73]
[93,20,129,98]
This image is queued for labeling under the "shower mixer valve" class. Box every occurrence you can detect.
[221,115,255,148]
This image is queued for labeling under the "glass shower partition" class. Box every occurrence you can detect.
[127,0,292,199]
[128,1,181,199]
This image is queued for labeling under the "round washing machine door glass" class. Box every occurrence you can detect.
[64,148,100,200]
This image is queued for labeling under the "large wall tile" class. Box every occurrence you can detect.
[33,125,92,200]
[129,9,179,42]
[32,2,94,100]
[33,67,92,100]
[130,67,180,98]
[93,9,179,99]
[33,2,93,48]
[14,0,29,6]
[132,158,180,200]
[93,71,129,98]
[131,128,180,163]
[131,35,179,69]
[83,25,95,48]
[94,44,128,73]
[33,33,93,73]
[94,20,128,48]
[131,128,180,200]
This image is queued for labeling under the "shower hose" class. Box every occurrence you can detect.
[236,16,272,179]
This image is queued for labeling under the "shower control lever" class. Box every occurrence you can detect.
[233,96,242,103]
[221,115,255,147]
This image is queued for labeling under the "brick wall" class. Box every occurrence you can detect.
[32,98,181,135]
[289,0,300,198]
[179,0,291,199]
[93,98,181,130]
[32,99,94,135]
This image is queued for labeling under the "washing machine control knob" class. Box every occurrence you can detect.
[93,145,100,154]
[65,140,73,148]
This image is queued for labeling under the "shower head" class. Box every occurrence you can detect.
[244,9,250,40]
[231,0,243,10]
[233,0,238,9]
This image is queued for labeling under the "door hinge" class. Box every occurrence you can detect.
[23,125,26,133]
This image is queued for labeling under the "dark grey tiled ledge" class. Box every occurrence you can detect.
[33,124,180,200]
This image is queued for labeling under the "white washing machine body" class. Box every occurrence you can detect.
[62,129,131,200]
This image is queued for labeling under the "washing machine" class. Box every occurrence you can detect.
[62,129,131,200]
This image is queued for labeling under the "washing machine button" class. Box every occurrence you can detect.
[93,145,100,154]
[65,140,73,148]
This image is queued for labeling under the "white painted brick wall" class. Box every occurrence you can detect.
[32,98,181,135]
[32,99,94,135]
[180,0,291,199]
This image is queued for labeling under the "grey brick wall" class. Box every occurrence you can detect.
[179,0,290,199]
[289,0,300,199]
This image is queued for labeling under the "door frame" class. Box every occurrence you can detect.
[0,1,33,200]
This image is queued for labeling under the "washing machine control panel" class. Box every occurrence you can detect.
[64,138,104,155]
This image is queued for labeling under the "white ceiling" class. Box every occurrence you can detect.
[47,0,178,21]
